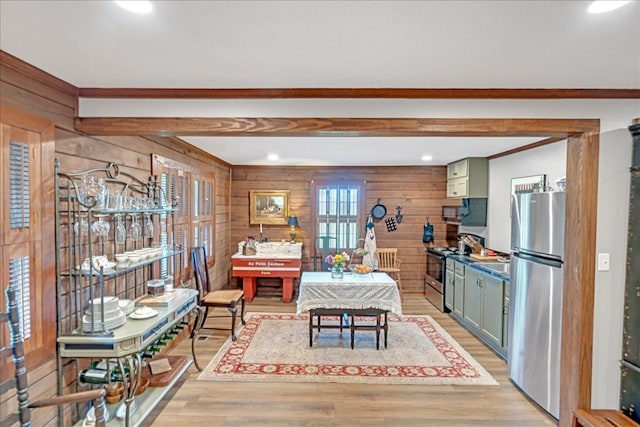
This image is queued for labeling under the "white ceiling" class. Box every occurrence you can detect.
[2,0,639,165]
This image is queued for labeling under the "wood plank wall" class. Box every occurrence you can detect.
[1,50,461,425]
[231,166,460,294]
[0,53,232,426]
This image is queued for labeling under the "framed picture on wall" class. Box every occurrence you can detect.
[510,174,546,217]
[511,174,547,195]
[250,190,290,225]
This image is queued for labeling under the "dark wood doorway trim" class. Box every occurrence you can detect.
[76,87,640,99]
[75,116,598,138]
[74,115,600,427]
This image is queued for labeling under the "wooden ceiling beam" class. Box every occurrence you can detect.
[74,116,600,138]
[77,87,640,99]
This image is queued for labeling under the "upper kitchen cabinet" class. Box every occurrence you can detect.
[447,157,488,199]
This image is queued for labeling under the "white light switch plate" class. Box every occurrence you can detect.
[598,253,610,271]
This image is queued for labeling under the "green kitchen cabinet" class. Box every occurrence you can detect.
[463,267,483,329]
[445,258,455,311]
[446,157,488,199]
[480,273,505,350]
[453,261,465,318]
[454,261,508,358]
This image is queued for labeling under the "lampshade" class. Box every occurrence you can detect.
[287,216,299,227]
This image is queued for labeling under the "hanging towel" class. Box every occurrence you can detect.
[423,221,434,243]
[362,216,378,269]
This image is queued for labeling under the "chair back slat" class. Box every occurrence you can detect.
[313,236,337,272]
[4,283,32,426]
[377,248,398,269]
[191,246,211,301]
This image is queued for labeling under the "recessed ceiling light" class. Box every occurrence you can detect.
[588,1,631,13]
[421,155,433,162]
[115,1,153,14]
[267,154,279,161]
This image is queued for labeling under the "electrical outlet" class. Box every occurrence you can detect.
[598,253,610,271]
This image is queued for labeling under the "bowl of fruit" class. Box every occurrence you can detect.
[353,247,369,257]
[348,264,373,276]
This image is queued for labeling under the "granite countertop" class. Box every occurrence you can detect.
[447,254,510,281]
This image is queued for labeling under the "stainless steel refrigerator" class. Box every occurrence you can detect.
[508,191,565,419]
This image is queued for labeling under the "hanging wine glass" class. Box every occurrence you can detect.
[144,213,154,239]
[115,214,126,244]
[130,214,141,242]
[74,214,89,236]
[91,214,110,241]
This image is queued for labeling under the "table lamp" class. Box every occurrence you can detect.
[287,216,299,243]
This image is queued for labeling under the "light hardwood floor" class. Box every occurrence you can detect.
[144,293,557,426]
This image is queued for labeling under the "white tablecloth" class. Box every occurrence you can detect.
[296,272,403,317]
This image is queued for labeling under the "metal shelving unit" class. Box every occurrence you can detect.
[54,161,196,427]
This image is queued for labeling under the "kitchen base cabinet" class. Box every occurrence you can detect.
[448,258,508,360]
[453,261,465,318]
[444,260,455,311]
[503,297,509,353]
[463,268,482,329]
[480,274,504,350]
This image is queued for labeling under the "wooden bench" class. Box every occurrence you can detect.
[572,409,639,427]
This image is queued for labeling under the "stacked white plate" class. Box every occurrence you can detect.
[82,296,127,332]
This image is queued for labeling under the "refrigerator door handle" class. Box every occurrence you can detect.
[621,359,640,375]
[513,251,563,268]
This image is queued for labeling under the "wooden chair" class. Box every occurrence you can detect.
[2,282,107,427]
[376,248,403,297]
[572,409,640,427]
[314,235,337,271]
[190,245,246,371]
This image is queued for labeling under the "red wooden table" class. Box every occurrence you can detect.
[231,254,302,303]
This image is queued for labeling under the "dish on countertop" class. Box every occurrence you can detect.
[348,264,373,275]
[129,307,158,319]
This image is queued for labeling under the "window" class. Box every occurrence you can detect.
[152,155,215,281]
[1,106,56,383]
[313,181,364,253]
[191,175,214,257]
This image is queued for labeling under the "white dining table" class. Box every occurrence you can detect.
[296,272,403,349]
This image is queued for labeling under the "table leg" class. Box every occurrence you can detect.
[309,313,313,347]
[383,312,388,348]
[242,277,256,302]
[350,315,356,349]
[375,314,381,350]
[282,278,294,303]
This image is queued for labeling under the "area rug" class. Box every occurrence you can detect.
[197,312,498,385]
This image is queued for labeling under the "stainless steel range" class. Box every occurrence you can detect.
[424,246,458,312]
[425,233,485,312]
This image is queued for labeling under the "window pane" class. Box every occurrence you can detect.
[159,172,169,277]
[193,179,200,217]
[315,183,361,250]
[9,256,31,339]
[9,141,30,229]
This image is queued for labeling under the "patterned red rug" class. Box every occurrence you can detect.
[197,312,498,385]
